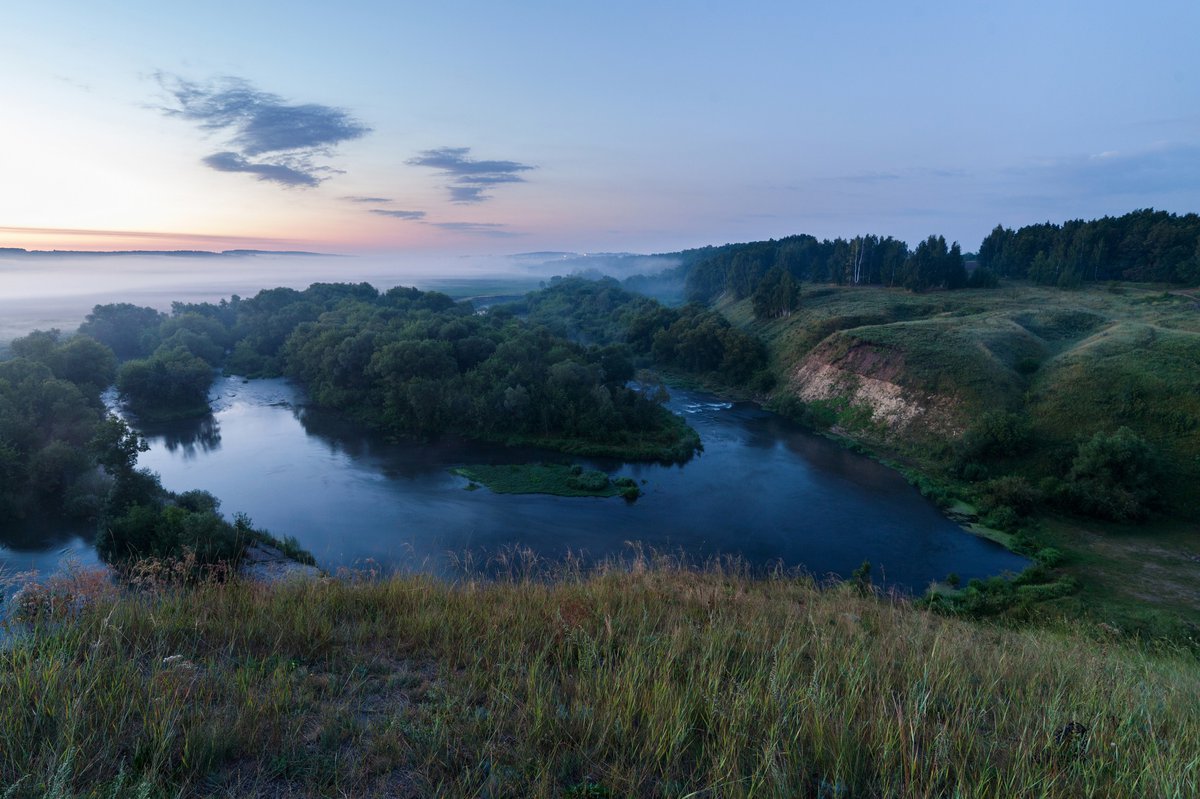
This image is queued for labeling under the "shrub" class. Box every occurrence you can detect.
[975,475,1040,516]
[1035,547,1065,567]
[958,412,1033,463]
[566,470,610,492]
[982,505,1021,533]
[1063,427,1163,521]
[967,266,1000,288]
[960,462,989,482]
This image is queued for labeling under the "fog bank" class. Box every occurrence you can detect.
[0,250,680,342]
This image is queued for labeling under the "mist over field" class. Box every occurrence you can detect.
[0,251,680,342]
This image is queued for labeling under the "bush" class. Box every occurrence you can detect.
[958,412,1033,463]
[1063,427,1163,521]
[566,470,609,492]
[97,502,247,565]
[967,267,999,288]
[960,462,989,482]
[981,505,1021,533]
[1035,547,1065,567]
[975,475,1040,516]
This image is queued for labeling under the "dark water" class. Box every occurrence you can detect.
[91,377,1026,591]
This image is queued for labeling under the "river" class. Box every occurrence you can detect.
[30,376,1030,591]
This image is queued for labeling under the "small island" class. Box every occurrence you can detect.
[452,463,642,500]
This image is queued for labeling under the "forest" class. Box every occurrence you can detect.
[670,208,1200,309]
[978,208,1200,285]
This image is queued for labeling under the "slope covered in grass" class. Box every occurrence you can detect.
[733,283,1200,515]
[2,564,1197,798]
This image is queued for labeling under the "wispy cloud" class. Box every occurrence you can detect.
[369,209,426,220]
[203,151,323,188]
[838,167,967,184]
[407,147,535,203]
[433,221,521,237]
[1012,142,1200,196]
[158,73,370,188]
[342,195,393,204]
[0,225,297,244]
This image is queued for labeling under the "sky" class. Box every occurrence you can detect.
[1,1,1198,256]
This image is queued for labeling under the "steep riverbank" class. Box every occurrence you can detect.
[718,282,1200,638]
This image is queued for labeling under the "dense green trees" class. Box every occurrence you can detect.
[520,277,770,389]
[117,346,214,420]
[667,209,1198,309]
[977,209,1200,285]
[77,303,166,359]
[902,236,967,292]
[678,232,972,302]
[83,281,702,460]
[751,267,800,319]
[0,332,115,521]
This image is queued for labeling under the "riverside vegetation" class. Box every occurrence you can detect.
[452,463,642,500]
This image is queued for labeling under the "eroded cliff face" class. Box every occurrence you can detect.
[786,339,965,439]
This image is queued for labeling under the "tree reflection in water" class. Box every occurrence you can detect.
[145,415,222,458]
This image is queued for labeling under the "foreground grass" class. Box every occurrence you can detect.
[2,562,1198,798]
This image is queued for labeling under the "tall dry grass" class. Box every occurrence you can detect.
[1,554,1196,797]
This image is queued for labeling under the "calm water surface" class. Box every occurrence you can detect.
[103,377,1027,590]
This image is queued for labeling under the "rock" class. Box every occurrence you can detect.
[161,654,198,671]
[239,544,323,584]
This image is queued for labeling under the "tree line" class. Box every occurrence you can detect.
[977,208,1200,286]
[76,282,701,461]
[669,208,1199,316]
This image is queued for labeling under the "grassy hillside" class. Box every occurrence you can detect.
[3,563,1198,798]
[727,283,1200,511]
[720,282,1200,635]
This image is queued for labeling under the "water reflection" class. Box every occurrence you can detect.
[0,515,98,577]
[139,414,223,458]
[126,376,1028,591]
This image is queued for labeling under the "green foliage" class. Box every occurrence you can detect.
[850,560,872,595]
[751,266,800,319]
[958,412,1033,464]
[522,277,769,388]
[975,475,1040,516]
[981,505,1021,533]
[90,416,148,477]
[681,233,911,301]
[978,209,1200,285]
[77,303,165,359]
[1035,547,1065,567]
[450,463,639,499]
[566,469,609,492]
[966,266,1000,288]
[903,235,967,291]
[1063,427,1164,521]
[97,502,247,565]
[0,333,116,521]
[116,345,214,420]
